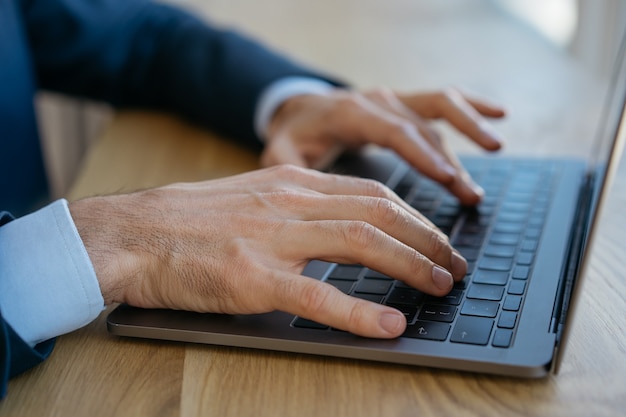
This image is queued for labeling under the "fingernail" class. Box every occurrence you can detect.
[450,251,468,279]
[471,182,485,198]
[432,265,453,291]
[480,126,504,149]
[379,311,405,335]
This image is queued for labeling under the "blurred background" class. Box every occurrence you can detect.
[38,0,626,198]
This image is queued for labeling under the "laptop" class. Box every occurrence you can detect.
[106,35,626,378]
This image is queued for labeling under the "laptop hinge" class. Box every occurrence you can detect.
[550,174,594,340]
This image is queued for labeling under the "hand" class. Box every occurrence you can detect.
[261,87,505,206]
[70,165,467,339]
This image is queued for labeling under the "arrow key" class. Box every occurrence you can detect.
[403,321,451,341]
[450,316,494,345]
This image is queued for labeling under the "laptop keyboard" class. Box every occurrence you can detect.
[293,159,557,349]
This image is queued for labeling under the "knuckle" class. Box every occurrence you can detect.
[336,93,364,113]
[270,163,309,179]
[405,250,431,277]
[296,281,335,317]
[346,300,370,330]
[332,93,371,125]
[342,221,379,251]
[426,230,451,260]
[360,178,392,199]
[389,120,419,143]
[438,87,461,106]
[421,124,442,144]
[265,188,306,208]
[366,87,394,102]
[369,197,403,229]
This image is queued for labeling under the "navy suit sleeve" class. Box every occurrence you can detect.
[22,0,345,148]
[0,212,55,400]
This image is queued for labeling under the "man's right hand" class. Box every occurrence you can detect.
[69,165,467,339]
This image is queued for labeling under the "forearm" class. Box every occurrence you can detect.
[26,0,344,146]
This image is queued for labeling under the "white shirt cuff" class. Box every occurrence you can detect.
[254,76,335,141]
[0,199,104,347]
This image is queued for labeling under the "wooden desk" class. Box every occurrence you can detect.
[2,1,626,416]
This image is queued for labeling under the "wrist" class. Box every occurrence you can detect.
[255,77,335,140]
[69,195,149,306]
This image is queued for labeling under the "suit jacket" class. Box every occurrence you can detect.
[0,0,342,398]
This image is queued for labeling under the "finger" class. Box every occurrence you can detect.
[337,98,458,186]
[273,272,407,338]
[267,167,442,232]
[399,89,505,151]
[465,95,507,118]
[283,219,457,294]
[416,126,485,206]
[276,194,466,281]
[364,90,485,204]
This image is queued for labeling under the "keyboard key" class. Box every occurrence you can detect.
[450,316,494,345]
[467,284,505,301]
[498,212,527,223]
[504,191,534,202]
[325,279,354,294]
[403,321,450,341]
[354,278,393,295]
[293,317,328,330]
[426,289,463,306]
[497,311,518,329]
[466,261,476,275]
[525,228,542,239]
[455,234,485,247]
[516,252,534,265]
[479,256,513,271]
[490,233,520,245]
[508,280,526,295]
[492,329,514,348]
[363,269,392,280]
[433,215,457,229]
[437,205,461,217]
[521,239,539,252]
[329,265,362,280]
[512,265,530,280]
[484,244,516,258]
[352,293,384,303]
[461,299,499,318]
[494,222,524,233]
[395,171,418,199]
[503,295,522,311]
[385,287,424,305]
[455,246,480,261]
[501,202,531,212]
[392,280,414,289]
[411,200,435,212]
[459,222,488,234]
[386,303,418,322]
[453,279,468,290]
[418,304,457,323]
[472,270,509,285]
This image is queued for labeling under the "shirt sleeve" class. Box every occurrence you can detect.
[0,199,104,347]
[253,76,336,141]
